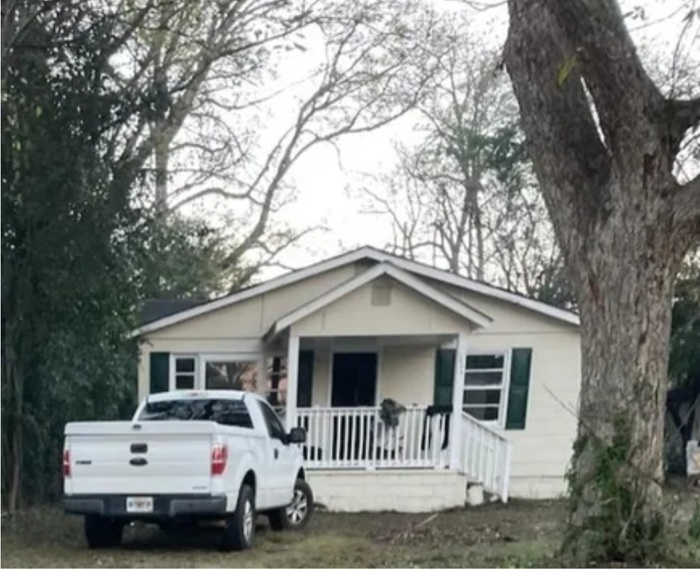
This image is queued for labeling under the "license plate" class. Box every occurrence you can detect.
[126,496,153,513]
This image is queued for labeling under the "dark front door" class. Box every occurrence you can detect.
[331,352,377,407]
[331,352,377,460]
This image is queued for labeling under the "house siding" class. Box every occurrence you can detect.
[291,276,473,337]
[137,265,357,399]
[151,265,357,340]
[378,345,435,406]
[467,329,580,499]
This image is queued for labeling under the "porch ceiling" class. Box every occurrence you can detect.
[298,334,457,350]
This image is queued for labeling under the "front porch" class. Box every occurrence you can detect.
[267,333,512,502]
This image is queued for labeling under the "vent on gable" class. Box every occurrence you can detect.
[371,283,393,306]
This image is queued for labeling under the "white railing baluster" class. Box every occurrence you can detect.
[457,411,511,502]
[486,432,494,490]
[359,408,366,467]
[417,409,425,467]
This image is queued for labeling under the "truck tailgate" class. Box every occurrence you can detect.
[65,421,218,495]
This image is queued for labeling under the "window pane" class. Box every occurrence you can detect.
[258,401,286,440]
[464,390,501,405]
[266,356,288,408]
[139,399,253,428]
[175,374,194,390]
[205,360,258,391]
[464,406,499,421]
[176,358,195,373]
[466,354,505,370]
[465,371,503,386]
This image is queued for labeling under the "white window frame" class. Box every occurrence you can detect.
[264,352,287,411]
[169,354,199,391]
[168,353,264,392]
[463,349,512,427]
[199,353,262,392]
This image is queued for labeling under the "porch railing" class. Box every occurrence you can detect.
[459,412,512,502]
[296,406,450,470]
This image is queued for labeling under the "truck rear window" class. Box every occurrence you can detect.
[138,399,254,428]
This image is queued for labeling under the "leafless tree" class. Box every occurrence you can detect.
[356,14,571,304]
[97,0,438,275]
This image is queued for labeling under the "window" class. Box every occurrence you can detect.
[265,356,288,409]
[173,356,197,390]
[463,352,509,424]
[205,359,258,391]
[138,398,254,428]
[258,400,287,441]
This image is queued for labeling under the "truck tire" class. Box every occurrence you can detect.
[84,515,123,548]
[268,479,314,531]
[221,484,255,551]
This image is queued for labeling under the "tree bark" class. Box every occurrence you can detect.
[504,0,700,563]
[567,216,677,561]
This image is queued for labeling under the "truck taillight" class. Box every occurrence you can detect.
[63,449,71,478]
[211,444,228,476]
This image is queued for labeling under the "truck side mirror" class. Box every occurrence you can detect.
[288,426,306,445]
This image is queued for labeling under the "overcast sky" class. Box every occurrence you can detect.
[190,0,698,281]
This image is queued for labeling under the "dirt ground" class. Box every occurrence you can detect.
[1,494,698,568]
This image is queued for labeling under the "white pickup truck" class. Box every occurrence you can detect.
[62,390,313,551]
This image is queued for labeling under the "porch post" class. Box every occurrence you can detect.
[449,333,467,470]
[257,347,268,398]
[285,334,300,430]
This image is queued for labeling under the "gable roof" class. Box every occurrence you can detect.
[131,246,579,337]
[263,262,492,341]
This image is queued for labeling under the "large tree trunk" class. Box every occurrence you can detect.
[503,0,700,563]
[568,215,677,561]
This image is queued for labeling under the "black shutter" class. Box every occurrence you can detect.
[505,348,533,430]
[433,349,456,406]
[149,352,170,394]
[297,350,314,408]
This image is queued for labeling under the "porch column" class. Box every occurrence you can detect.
[285,334,300,430]
[449,332,467,469]
[257,348,268,398]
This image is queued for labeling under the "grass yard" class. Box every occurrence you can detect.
[2,490,699,568]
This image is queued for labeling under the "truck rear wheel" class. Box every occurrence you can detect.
[269,479,314,531]
[221,484,255,551]
[84,515,123,548]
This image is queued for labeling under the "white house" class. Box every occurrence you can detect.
[132,246,582,512]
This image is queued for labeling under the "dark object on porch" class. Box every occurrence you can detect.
[379,398,406,428]
[422,405,451,451]
[667,374,700,475]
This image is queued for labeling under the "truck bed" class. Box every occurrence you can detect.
[64,420,254,496]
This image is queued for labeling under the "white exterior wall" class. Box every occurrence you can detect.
[291,276,472,337]
[137,265,356,400]
[307,470,467,513]
[379,345,435,406]
[462,306,580,499]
